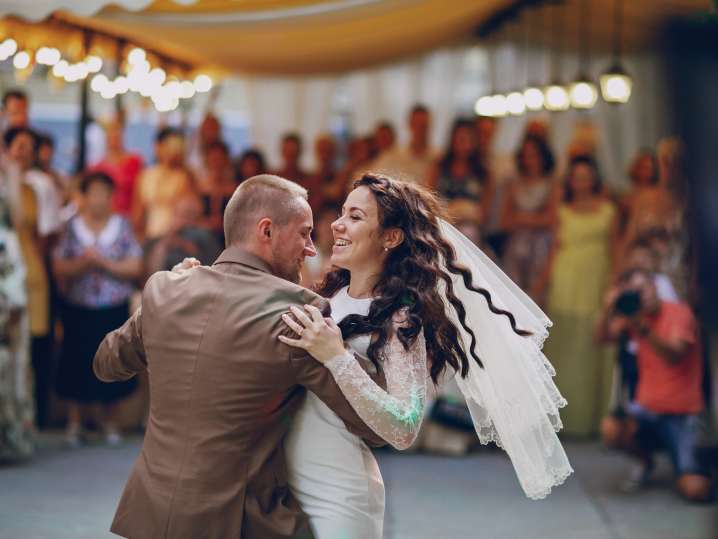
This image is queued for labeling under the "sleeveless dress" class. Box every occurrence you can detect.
[285,287,385,539]
[544,201,616,436]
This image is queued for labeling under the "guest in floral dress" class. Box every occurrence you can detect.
[0,184,33,461]
[52,171,142,446]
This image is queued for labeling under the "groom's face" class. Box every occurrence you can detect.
[270,198,316,283]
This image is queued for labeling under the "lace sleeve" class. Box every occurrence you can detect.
[324,321,427,450]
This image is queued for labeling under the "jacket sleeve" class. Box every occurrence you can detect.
[93,305,147,382]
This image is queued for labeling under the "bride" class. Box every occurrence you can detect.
[279,173,573,539]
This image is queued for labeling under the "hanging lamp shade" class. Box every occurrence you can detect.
[506,91,526,116]
[523,86,544,111]
[600,63,632,103]
[569,75,598,109]
[600,0,632,104]
[544,82,569,111]
[568,0,598,110]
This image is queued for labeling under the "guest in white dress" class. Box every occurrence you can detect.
[281,174,573,539]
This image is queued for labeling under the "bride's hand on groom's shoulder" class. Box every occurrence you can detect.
[171,257,201,273]
[279,304,347,364]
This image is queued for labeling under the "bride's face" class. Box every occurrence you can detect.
[330,186,387,273]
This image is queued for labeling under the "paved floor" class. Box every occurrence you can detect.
[1,433,715,539]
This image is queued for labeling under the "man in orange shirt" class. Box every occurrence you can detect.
[596,268,711,502]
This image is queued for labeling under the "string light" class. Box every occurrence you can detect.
[114,76,130,94]
[36,47,61,66]
[63,62,89,83]
[523,86,544,111]
[600,70,632,103]
[0,38,17,60]
[13,51,31,70]
[52,60,69,78]
[474,95,494,117]
[569,80,598,109]
[149,68,166,86]
[193,74,212,93]
[85,55,103,73]
[100,84,117,100]
[506,91,526,116]
[544,84,570,111]
[179,80,195,99]
[1,34,212,112]
[91,73,109,92]
[128,48,146,65]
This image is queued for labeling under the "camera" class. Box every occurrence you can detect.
[614,289,642,317]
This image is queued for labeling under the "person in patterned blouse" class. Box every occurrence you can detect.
[52,171,142,447]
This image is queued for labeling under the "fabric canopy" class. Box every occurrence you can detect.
[0,0,711,75]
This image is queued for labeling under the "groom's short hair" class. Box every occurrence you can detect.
[224,174,308,247]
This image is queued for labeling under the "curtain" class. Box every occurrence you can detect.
[238,43,670,186]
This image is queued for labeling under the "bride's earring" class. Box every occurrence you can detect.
[384,247,389,252]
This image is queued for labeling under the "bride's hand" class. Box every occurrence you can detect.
[278,304,347,364]
[171,257,201,273]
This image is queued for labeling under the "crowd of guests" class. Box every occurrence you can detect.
[0,88,711,501]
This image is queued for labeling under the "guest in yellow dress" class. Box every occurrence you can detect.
[538,155,619,437]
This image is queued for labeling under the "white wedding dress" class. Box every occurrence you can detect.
[285,286,427,539]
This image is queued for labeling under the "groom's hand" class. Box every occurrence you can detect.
[279,304,346,364]
[171,257,201,273]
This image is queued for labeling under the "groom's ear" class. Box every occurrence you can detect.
[257,217,273,242]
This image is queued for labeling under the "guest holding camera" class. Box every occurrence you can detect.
[595,268,711,502]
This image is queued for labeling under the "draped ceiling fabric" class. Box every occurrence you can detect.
[0,1,710,76]
[0,1,709,176]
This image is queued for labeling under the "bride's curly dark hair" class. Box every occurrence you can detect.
[317,173,530,384]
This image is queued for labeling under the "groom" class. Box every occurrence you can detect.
[94,174,384,539]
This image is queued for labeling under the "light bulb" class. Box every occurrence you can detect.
[490,94,508,117]
[13,51,30,70]
[180,81,196,99]
[165,80,182,99]
[600,71,632,103]
[474,96,494,117]
[114,76,130,94]
[100,85,117,100]
[569,80,598,109]
[36,47,51,65]
[193,74,212,93]
[523,87,544,111]
[149,68,166,86]
[52,60,69,77]
[91,74,109,92]
[85,55,103,73]
[128,48,146,65]
[0,39,18,60]
[77,62,89,80]
[506,92,526,116]
[153,91,179,112]
[544,84,570,111]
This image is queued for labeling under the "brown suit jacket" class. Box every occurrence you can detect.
[94,247,385,539]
